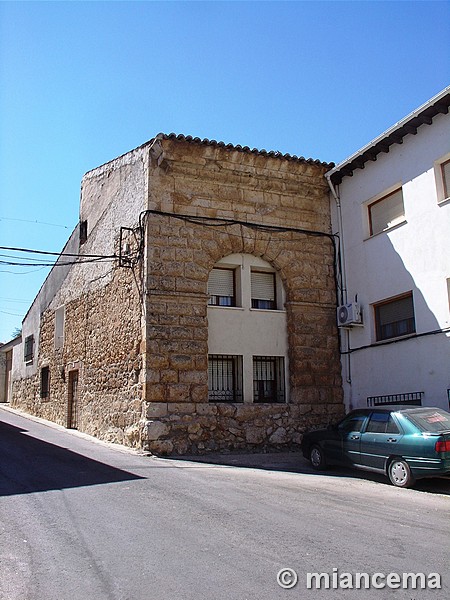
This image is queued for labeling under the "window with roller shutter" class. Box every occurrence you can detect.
[207,268,236,306]
[374,292,416,341]
[368,188,405,236]
[251,271,276,309]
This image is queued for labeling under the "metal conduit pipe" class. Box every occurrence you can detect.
[325,174,352,388]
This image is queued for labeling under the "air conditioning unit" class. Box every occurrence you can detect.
[337,303,362,327]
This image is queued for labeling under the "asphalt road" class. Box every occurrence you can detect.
[0,405,449,600]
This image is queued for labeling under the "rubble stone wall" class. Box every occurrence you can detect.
[12,264,144,446]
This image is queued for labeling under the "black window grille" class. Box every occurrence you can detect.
[367,392,423,407]
[40,366,50,399]
[24,335,34,363]
[208,355,243,403]
[253,356,285,403]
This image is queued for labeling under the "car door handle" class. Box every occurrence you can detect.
[350,435,360,440]
[387,438,397,443]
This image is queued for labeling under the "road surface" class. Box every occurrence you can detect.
[0,406,448,599]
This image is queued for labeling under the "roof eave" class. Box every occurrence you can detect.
[326,86,450,185]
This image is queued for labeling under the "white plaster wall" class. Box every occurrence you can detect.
[14,228,80,379]
[13,145,150,382]
[207,254,289,402]
[333,112,450,410]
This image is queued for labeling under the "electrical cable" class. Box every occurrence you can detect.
[0,245,117,259]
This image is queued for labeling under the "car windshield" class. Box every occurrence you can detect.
[404,409,450,433]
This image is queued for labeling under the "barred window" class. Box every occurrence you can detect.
[251,271,276,309]
[374,293,415,341]
[208,355,243,402]
[207,268,236,306]
[253,356,285,403]
[40,366,50,399]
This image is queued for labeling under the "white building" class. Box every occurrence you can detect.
[326,86,450,411]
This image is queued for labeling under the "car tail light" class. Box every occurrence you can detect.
[435,440,450,452]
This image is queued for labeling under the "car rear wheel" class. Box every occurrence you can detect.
[388,458,415,488]
[310,444,326,470]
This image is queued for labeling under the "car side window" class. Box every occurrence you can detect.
[365,412,400,434]
[386,415,400,434]
[366,412,389,433]
[338,414,367,433]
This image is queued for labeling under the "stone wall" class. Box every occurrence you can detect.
[10,144,149,445]
[12,263,145,446]
[141,138,344,454]
[9,136,344,455]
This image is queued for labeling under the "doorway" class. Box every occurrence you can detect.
[67,370,79,429]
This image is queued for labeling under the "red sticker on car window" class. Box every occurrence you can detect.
[426,413,448,423]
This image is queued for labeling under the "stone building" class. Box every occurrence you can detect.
[3,134,344,454]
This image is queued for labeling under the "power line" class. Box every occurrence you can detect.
[0,309,25,317]
[0,257,115,268]
[0,216,70,229]
[0,246,117,259]
[0,267,47,275]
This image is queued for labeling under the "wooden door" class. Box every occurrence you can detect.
[67,370,79,429]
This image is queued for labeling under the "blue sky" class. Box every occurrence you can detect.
[0,0,449,341]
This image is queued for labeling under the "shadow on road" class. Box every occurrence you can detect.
[0,420,144,497]
[169,451,450,495]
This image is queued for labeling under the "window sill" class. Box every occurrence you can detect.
[372,332,417,345]
[249,308,286,314]
[437,196,450,207]
[207,305,244,311]
[364,219,407,241]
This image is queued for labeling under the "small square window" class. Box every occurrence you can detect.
[368,188,405,236]
[207,268,236,306]
[374,293,415,341]
[208,355,243,402]
[251,271,276,309]
[24,335,34,364]
[40,366,50,399]
[253,356,285,403]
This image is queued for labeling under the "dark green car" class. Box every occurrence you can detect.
[301,406,450,488]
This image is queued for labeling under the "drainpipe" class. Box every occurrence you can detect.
[325,175,352,390]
